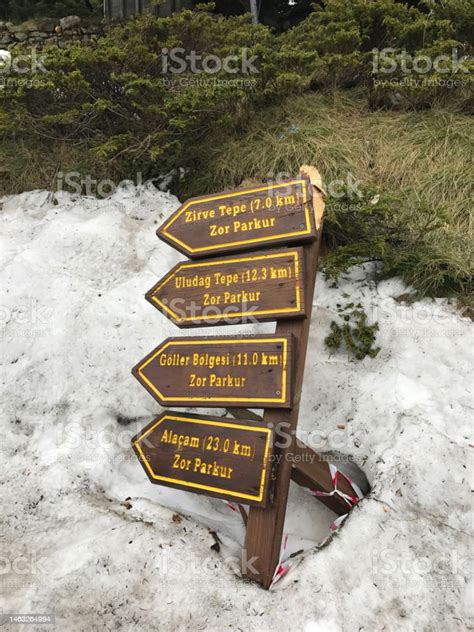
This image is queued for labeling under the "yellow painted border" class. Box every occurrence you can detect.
[151,251,302,323]
[137,337,289,404]
[160,179,312,254]
[133,415,272,502]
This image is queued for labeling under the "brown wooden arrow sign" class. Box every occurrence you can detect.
[145,247,307,328]
[132,411,274,507]
[157,178,317,258]
[132,335,294,408]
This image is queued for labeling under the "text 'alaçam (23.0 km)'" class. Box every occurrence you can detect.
[157,178,317,258]
[145,247,307,327]
[132,335,294,408]
[132,412,274,507]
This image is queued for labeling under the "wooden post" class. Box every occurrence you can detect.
[243,167,326,588]
[226,408,368,517]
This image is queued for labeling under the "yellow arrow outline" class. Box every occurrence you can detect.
[150,250,303,323]
[133,414,272,502]
[160,179,312,254]
[136,337,289,404]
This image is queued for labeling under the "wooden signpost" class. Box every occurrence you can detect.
[132,412,274,507]
[145,248,306,327]
[131,167,367,589]
[132,335,294,408]
[157,178,317,258]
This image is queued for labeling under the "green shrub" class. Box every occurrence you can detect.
[0,8,280,190]
[1,0,471,196]
[325,306,381,360]
[0,2,472,305]
[323,186,473,299]
[278,0,473,108]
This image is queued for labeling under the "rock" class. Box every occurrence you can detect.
[32,17,57,32]
[59,15,81,31]
[0,33,12,45]
[8,24,25,33]
[54,25,62,34]
[43,38,58,48]
[0,50,12,73]
[14,32,28,42]
[31,32,49,38]
[0,21,7,32]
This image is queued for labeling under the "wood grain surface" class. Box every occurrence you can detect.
[157,179,317,258]
[132,411,274,507]
[132,335,294,408]
[145,247,307,327]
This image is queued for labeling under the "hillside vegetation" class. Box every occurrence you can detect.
[0,1,472,302]
[189,91,473,302]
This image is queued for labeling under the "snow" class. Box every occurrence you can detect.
[1,185,472,631]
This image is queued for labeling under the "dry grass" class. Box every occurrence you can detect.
[187,91,472,219]
[1,90,472,300]
[183,91,472,300]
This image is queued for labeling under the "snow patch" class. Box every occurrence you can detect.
[1,186,472,630]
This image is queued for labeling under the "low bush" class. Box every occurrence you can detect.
[325,306,381,360]
[0,7,279,191]
[1,0,471,195]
